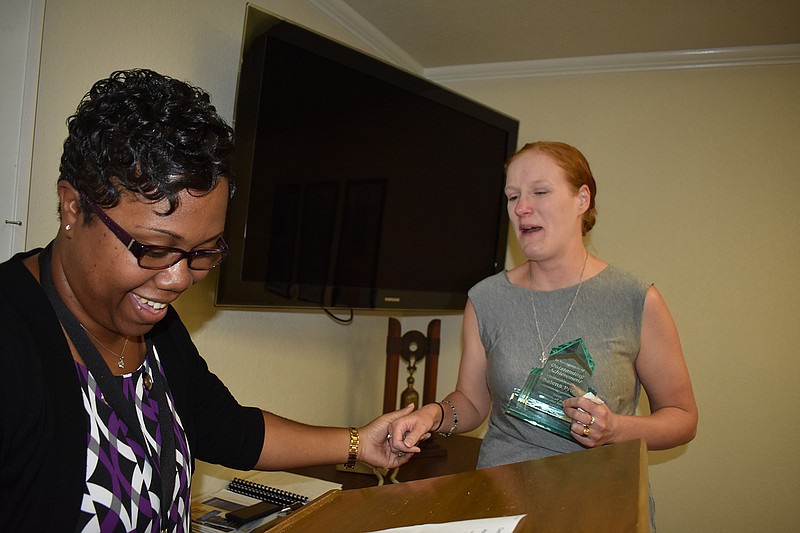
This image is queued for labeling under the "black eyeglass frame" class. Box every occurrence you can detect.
[80,193,229,270]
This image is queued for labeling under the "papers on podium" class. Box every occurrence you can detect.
[191,471,341,533]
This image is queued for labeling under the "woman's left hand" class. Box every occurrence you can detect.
[562,395,614,447]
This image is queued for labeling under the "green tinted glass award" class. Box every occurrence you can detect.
[505,338,595,440]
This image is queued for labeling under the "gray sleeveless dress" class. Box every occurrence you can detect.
[469,265,649,469]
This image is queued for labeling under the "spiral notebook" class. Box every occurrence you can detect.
[228,477,308,507]
[192,471,341,532]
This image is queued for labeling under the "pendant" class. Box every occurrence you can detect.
[540,351,547,365]
[117,357,125,369]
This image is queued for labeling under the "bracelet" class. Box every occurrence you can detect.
[344,427,359,469]
[431,402,445,432]
[439,399,458,437]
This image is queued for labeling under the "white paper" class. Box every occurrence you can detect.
[366,514,526,533]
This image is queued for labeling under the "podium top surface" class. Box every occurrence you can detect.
[270,439,649,533]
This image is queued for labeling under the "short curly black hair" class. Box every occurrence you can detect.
[59,69,235,221]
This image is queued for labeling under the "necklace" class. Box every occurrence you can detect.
[529,250,589,365]
[79,324,130,369]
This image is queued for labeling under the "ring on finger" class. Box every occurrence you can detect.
[588,415,595,426]
[582,425,591,437]
[396,451,405,457]
[386,433,392,441]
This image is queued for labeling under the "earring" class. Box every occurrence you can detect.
[65,224,71,231]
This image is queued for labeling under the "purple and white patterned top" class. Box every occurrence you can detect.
[73,345,192,532]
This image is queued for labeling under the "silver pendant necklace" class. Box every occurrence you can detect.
[529,250,589,365]
[79,324,130,369]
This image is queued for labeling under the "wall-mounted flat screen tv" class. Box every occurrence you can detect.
[216,11,519,312]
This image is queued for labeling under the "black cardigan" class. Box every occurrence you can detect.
[0,249,265,531]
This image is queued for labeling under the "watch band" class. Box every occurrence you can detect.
[344,427,359,469]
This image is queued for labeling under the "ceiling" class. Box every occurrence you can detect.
[316,0,800,70]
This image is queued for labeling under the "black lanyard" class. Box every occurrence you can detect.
[39,244,176,531]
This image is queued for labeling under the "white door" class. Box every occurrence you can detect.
[1,0,43,261]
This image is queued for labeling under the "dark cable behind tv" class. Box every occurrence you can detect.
[217,8,519,312]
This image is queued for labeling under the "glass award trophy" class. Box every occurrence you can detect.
[505,338,595,440]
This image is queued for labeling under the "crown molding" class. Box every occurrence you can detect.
[309,0,424,74]
[425,44,800,83]
[309,2,800,82]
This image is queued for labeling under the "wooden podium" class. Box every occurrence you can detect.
[271,439,649,532]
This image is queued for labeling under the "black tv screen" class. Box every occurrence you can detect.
[216,17,518,311]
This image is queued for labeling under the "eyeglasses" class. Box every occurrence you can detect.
[81,194,229,270]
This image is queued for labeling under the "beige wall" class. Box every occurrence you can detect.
[23,1,800,531]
